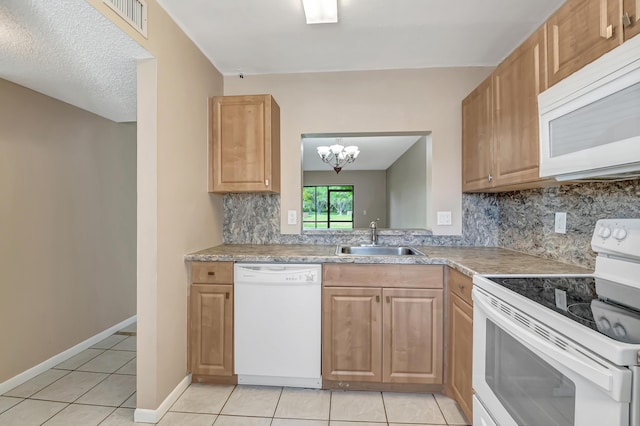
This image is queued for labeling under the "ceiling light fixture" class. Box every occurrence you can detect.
[317,139,359,174]
[302,0,338,24]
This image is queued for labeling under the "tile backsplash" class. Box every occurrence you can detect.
[496,181,640,269]
[223,192,498,247]
[223,180,640,269]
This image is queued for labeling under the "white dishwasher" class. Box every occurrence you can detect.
[234,263,322,388]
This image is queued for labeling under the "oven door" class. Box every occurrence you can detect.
[473,286,632,426]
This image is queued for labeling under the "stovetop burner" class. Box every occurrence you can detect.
[489,276,599,330]
[489,276,640,343]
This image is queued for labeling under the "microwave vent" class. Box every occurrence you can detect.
[103,0,147,38]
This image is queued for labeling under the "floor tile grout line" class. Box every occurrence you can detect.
[271,386,284,419]
[215,383,237,417]
[54,348,107,371]
[95,406,119,426]
[2,369,73,399]
[33,401,69,426]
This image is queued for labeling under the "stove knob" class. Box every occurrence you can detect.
[597,317,611,331]
[613,323,627,338]
[598,226,612,239]
[612,228,628,241]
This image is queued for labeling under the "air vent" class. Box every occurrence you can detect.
[103,0,147,38]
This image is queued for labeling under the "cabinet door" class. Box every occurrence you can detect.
[462,76,494,192]
[448,292,473,422]
[322,287,382,382]
[547,0,622,87]
[209,95,280,193]
[190,284,233,377]
[623,0,640,40]
[493,27,547,187]
[382,288,443,384]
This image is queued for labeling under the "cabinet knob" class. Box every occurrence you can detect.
[207,272,215,276]
[376,295,380,302]
[386,296,391,303]
[458,284,465,291]
[265,179,269,187]
[488,174,493,182]
[226,292,230,299]
[623,12,633,28]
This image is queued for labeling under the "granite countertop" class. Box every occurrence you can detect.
[185,244,592,277]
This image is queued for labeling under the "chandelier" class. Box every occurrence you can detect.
[317,139,360,174]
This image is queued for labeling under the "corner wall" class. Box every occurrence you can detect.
[0,79,136,382]
[386,137,427,228]
[86,0,225,411]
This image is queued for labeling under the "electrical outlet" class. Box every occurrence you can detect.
[437,211,452,226]
[287,210,297,225]
[555,212,567,234]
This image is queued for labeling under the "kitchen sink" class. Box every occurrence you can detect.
[336,245,425,256]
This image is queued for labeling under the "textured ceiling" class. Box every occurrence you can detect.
[303,135,424,171]
[0,0,152,122]
[157,0,564,75]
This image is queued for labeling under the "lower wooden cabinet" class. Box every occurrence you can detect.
[322,287,382,382]
[189,262,235,382]
[383,288,443,384]
[190,284,234,377]
[322,264,444,386]
[447,268,473,421]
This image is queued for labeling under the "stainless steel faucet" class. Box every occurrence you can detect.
[369,218,380,245]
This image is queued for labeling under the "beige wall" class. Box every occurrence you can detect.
[0,79,136,382]
[86,0,225,410]
[303,170,387,228]
[387,137,427,228]
[224,67,492,235]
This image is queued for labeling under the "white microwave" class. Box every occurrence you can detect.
[538,35,640,181]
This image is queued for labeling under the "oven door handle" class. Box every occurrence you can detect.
[475,292,623,397]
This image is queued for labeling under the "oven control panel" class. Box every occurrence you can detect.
[592,299,640,344]
[592,219,640,257]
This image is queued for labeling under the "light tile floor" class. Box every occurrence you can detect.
[0,324,470,426]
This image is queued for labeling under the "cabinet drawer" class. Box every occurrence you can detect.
[191,262,233,284]
[448,268,472,306]
[323,264,443,289]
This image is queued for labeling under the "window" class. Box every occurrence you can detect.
[303,185,354,229]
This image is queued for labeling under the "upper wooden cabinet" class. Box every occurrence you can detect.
[209,95,281,193]
[462,76,494,192]
[547,0,622,87]
[493,27,547,187]
[623,0,640,40]
[462,27,550,192]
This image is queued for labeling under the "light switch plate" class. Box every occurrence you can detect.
[287,210,297,225]
[555,212,567,234]
[437,211,452,226]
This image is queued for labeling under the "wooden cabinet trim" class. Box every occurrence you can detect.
[323,264,443,289]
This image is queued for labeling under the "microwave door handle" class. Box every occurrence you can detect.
[475,294,622,398]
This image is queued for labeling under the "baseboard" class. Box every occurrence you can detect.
[134,374,192,423]
[0,315,137,395]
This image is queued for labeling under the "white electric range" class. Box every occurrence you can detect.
[473,219,640,426]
